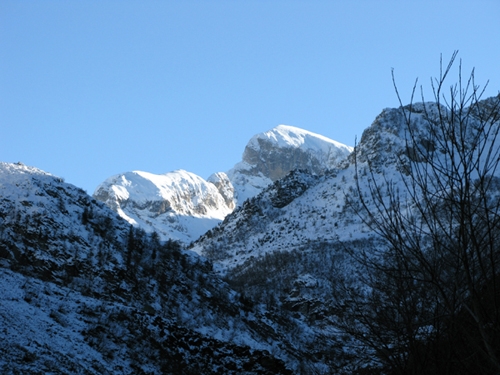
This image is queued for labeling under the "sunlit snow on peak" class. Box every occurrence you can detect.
[249,124,353,154]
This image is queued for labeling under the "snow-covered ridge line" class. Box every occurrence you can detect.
[0,161,54,179]
[93,124,353,243]
[95,169,232,217]
[248,124,353,154]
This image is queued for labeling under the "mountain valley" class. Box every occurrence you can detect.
[2,91,500,374]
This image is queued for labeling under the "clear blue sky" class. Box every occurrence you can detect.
[1,1,499,194]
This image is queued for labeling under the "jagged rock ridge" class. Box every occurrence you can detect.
[93,169,234,244]
[93,125,353,244]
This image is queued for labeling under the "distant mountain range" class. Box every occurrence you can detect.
[93,125,353,244]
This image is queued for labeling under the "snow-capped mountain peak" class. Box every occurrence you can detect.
[228,124,353,204]
[97,169,229,216]
[93,125,353,243]
[249,124,352,155]
[93,169,234,243]
[0,161,294,374]
[0,161,54,182]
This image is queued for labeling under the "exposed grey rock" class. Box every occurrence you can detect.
[207,172,236,210]
[228,125,353,205]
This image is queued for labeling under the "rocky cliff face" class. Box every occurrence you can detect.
[228,125,353,204]
[93,125,352,243]
[93,169,234,244]
[243,126,352,180]
[207,172,236,210]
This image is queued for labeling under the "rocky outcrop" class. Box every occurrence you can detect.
[242,139,329,181]
[242,130,350,181]
[228,125,353,204]
[93,170,233,243]
[207,172,236,210]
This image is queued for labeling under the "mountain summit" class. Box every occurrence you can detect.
[227,125,353,204]
[93,169,234,244]
[93,125,352,243]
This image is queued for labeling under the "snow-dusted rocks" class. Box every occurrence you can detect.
[93,169,234,244]
[228,125,353,204]
[0,161,295,374]
[191,109,439,270]
[207,171,236,210]
[94,125,353,243]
